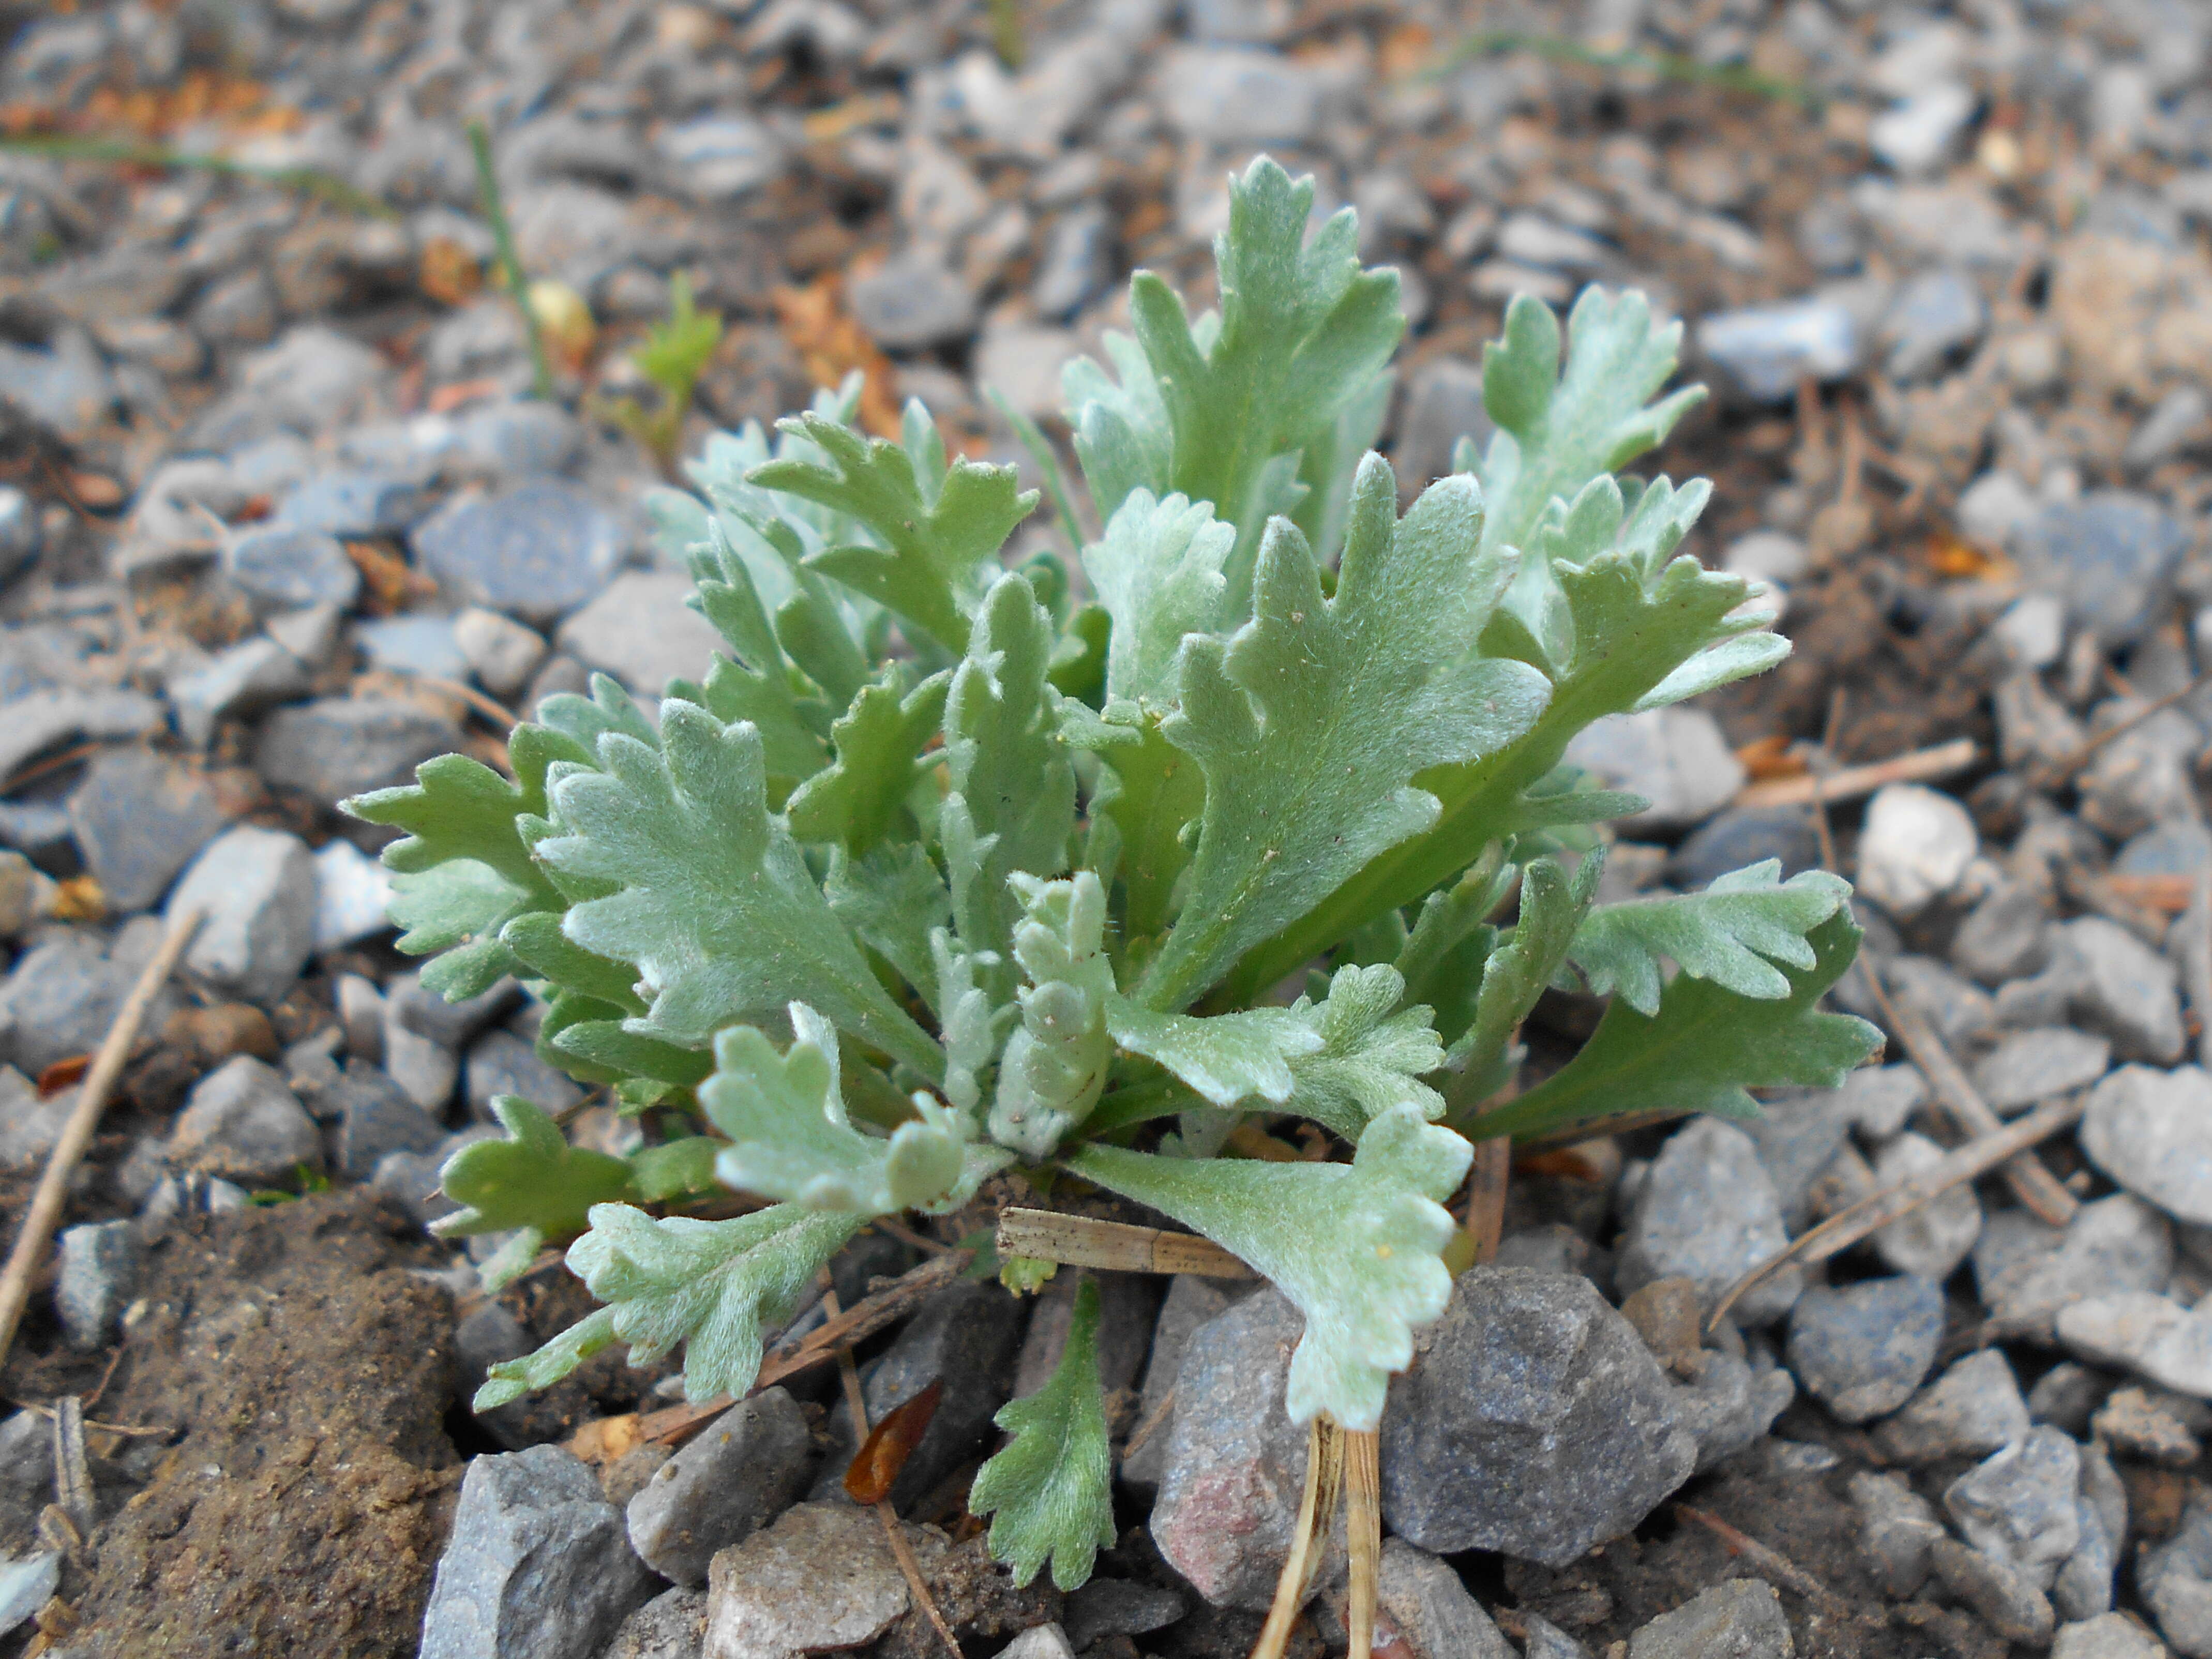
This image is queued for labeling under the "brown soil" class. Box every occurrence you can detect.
[56,1190,461,1658]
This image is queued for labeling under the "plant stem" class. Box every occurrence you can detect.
[0,132,396,217]
[1426,29,1817,109]
[467,119,553,402]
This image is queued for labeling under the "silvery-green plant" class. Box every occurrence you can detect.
[345,157,1880,1593]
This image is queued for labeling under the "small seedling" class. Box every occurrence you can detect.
[345,156,1879,1626]
[604,272,726,473]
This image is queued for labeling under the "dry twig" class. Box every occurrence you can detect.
[1858,956,2077,1226]
[996,1209,1255,1278]
[1252,1417,1344,1659]
[1732,738,1977,809]
[1675,1504,1851,1618]
[1708,1091,2085,1330]
[0,908,201,1366]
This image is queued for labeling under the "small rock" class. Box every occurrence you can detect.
[1972,1028,2110,1115]
[467,1029,584,1122]
[454,608,549,701]
[995,1627,1075,1659]
[1620,1277,1706,1378]
[1617,1118,1800,1322]
[1871,1132,1982,1279]
[974,324,1078,422]
[1122,1273,1237,1491]
[846,250,980,352]
[167,826,318,1006]
[2011,493,2190,648]
[1380,1269,1696,1567]
[701,1503,912,1659]
[1871,82,1977,173]
[1698,299,1857,402]
[1945,1426,2082,1586]
[601,1586,707,1659]
[222,526,362,613]
[1849,1470,1947,1597]
[449,401,582,479]
[2059,1495,2119,1621]
[169,1055,322,1185]
[660,115,784,200]
[66,747,229,912]
[0,1411,54,1549]
[420,1444,653,1659]
[1880,266,1985,380]
[335,1065,446,1179]
[1833,1065,1928,1139]
[2144,1489,2212,1657]
[1739,1093,1853,1231]
[390,972,517,1051]
[1974,1195,2173,1343]
[412,481,627,625]
[1991,595,2068,671]
[0,1553,59,1640]
[1856,784,1977,917]
[1521,1611,1598,1658]
[1562,708,1746,832]
[627,1389,814,1587]
[0,486,39,586]
[1786,1275,1944,1423]
[314,839,396,955]
[2078,708,2203,842]
[1031,205,1109,320]
[2128,386,2212,472]
[2051,1615,2171,1659]
[1929,1536,2056,1647]
[167,638,313,748]
[273,469,431,539]
[0,853,53,940]
[1671,1348,1795,1472]
[384,1020,460,1116]
[1375,1538,1513,1659]
[1627,1578,1794,1658]
[1062,1580,1184,1650]
[0,933,135,1084]
[267,601,346,669]
[2082,1066,2212,1225]
[2030,1364,2114,1436]
[2094,1385,2202,1466]
[0,688,164,792]
[257,698,462,803]
[1873,1349,2031,1464]
[1884,956,1995,1051]
[54,1219,138,1350]
[2057,1293,2212,1398]
[556,572,730,698]
[358,615,470,681]
[1669,806,1824,891]
[1155,46,1325,144]
[1148,1288,1319,1608]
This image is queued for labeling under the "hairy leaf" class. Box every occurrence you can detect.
[1069,1103,1472,1430]
[433,1096,637,1283]
[785,669,950,854]
[990,873,1117,1158]
[1449,852,1603,1110]
[1081,490,1233,706]
[1062,701,1203,955]
[1282,963,1444,1139]
[825,843,953,1015]
[750,411,1037,655]
[1069,157,1405,606]
[1136,458,1550,1011]
[702,1004,1002,1214]
[536,700,941,1079]
[1570,862,1852,1016]
[970,1277,1118,1590]
[1480,912,1883,1145]
[476,1202,862,1408]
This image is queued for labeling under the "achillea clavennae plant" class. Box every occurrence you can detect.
[347,156,1880,1615]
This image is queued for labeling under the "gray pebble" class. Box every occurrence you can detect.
[1786,1275,1944,1423]
[1627,1578,1794,1658]
[167,826,318,1007]
[170,1055,322,1186]
[625,1388,814,1587]
[54,1219,138,1351]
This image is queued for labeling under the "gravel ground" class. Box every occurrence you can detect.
[3,0,2212,1654]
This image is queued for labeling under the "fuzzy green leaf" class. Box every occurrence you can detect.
[785,669,950,854]
[751,412,1037,655]
[1281,963,1445,1139]
[1062,701,1202,954]
[1570,862,1852,1017]
[970,1277,1118,1591]
[1449,852,1603,1110]
[1069,1103,1472,1430]
[384,862,532,1001]
[433,1095,637,1273]
[475,1202,863,1408]
[536,700,941,1079]
[944,574,1077,972]
[825,844,952,1015]
[702,1004,1003,1213]
[1070,157,1405,607]
[990,873,1117,1158]
[1080,489,1233,706]
[1479,911,1883,1146]
[1135,458,1551,1011]
[1106,1000,1314,1109]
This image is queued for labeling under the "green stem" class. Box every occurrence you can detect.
[467,119,554,402]
[1426,29,1817,110]
[0,133,397,218]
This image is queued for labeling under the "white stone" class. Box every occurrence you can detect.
[973,323,1079,421]
[1872,1131,1982,1279]
[166,826,318,1006]
[2082,1065,2212,1224]
[453,607,548,701]
[557,570,728,697]
[1993,595,2067,670]
[1563,708,1745,832]
[312,839,394,955]
[1871,82,1977,174]
[1857,784,1978,917]
[1722,531,1809,585]
[2058,1292,2212,1398]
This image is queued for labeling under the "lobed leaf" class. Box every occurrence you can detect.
[989,873,1117,1158]
[784,668,950,854]
[535,700,942,1079]
[434,1096,637,1287]
[1069,1103,1472,1430]
[969,1277,1118,1591]
[1135,458,1550,1012]
[476,1201,862,1409]
[1080,489,1233,706]
[1569,862,1852,1017]
[1479,911,1884,1146]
